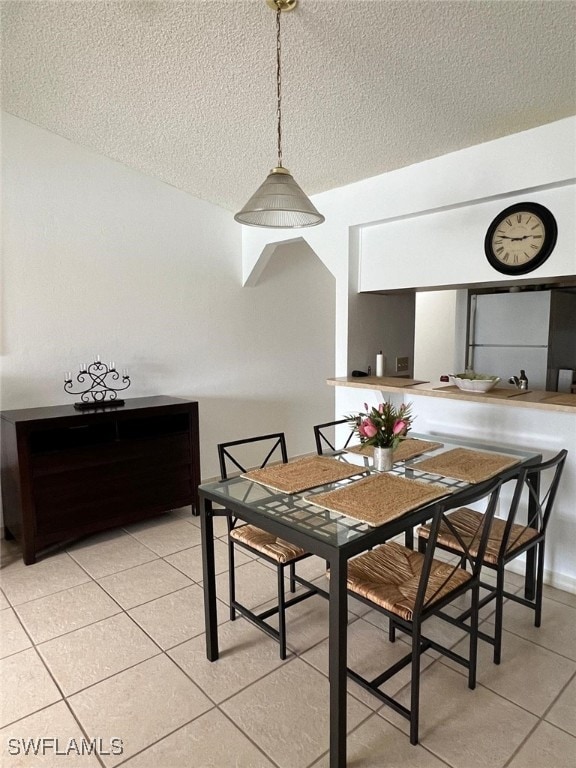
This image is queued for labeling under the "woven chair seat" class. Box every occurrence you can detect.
[230,524,307,563]
[347,541,471,621]
[418,507,540,565]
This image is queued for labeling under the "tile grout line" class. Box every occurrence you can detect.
[168,637,295,710]
[216,706,283,768]
[3,530,576,768]
[501,718,542,768]
[479,620,576,664]
[535,666,576,736]
[32,543,233,766]
[61,697,108,768]
[109,707,220,768]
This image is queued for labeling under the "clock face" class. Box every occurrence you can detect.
[485,203,557,276]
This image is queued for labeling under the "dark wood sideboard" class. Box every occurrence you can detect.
[1,396,200,564]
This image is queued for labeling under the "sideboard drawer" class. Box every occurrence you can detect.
[1,396,201,564]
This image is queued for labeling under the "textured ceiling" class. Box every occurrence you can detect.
[2,0,575,212]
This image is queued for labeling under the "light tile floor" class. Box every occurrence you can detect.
[1,510,575,768]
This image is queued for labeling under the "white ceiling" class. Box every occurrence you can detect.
[2,0,575,212]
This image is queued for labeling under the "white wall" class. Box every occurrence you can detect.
[357,118,576,291]
[240,117,575,414]
[1,114,335,484]
[360,184,576,291]
[348,292,415,376]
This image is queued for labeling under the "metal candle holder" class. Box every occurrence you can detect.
[64,357,130,410]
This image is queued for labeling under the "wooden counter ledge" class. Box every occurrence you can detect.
[327,377,576,413]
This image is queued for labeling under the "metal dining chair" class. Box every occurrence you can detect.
[417,450,567,664]
[218,432,319,659]
[313,418,356,457]
[345,475,504,745]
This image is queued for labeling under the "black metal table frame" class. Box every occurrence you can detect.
[200,442,541,768]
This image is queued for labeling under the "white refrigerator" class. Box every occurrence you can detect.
[467,292,550,390]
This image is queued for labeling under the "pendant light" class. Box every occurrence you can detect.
[234,0,325,228]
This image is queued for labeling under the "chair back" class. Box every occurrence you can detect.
[497,449,568,558]
[218,432,288,480]
[415,475,504,617]
[313,419,355,456]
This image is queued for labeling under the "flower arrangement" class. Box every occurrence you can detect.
[346,400,413,449]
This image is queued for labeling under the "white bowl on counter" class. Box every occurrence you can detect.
[450,373,501,393]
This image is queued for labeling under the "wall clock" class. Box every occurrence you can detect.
[484,202,557,275]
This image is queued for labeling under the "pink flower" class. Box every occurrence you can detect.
[359,418,378,438]
[393,419,407,436]
[378,403,384,413]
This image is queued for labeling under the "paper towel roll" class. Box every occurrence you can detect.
[558,369,574,393]
[376,352,384,377]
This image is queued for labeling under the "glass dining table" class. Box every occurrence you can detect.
[199,433,541,768]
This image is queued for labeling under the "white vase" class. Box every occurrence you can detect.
[373,446,394,472]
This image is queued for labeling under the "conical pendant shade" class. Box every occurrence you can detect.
[234,167,325,228]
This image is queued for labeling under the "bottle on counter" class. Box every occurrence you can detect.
[376,351,384,377]
[519,370,529,390]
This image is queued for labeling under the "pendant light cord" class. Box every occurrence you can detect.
[233,0,324,228]
[276,6,283,168]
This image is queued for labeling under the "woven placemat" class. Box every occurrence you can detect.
[409,447,520,483]
[347,438,443,462]
[346,443,373,456]
[242,456,361,494]
[310,473,449,527]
